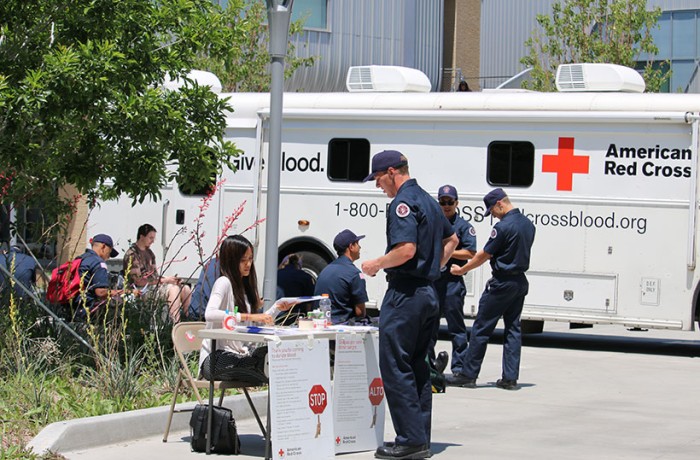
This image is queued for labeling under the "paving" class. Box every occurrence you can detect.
[28,322,700,459]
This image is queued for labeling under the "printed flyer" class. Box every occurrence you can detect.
[268,338,334,459]
[332,332,384,454]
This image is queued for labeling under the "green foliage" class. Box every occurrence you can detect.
[0,294,181,454]
[0,198,264,454]
[521,0,671,92]
[194,1,316,92]
[0,0,241,236]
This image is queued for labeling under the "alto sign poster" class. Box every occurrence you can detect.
[268,338,335,459]
[332,332,385,454]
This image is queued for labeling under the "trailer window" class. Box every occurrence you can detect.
[487,141,534,187]
[327,138,370,182]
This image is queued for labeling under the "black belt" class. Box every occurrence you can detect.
[386,273,431,285]
[493,271,524,278]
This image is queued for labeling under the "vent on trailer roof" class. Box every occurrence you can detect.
[556,63,645,93]
[346,66,431,93]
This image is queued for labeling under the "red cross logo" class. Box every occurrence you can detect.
[278,448,285,457]
[336,436,341,445]
[542,137,589,191]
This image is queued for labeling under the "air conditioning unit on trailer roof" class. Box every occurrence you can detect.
[556,63,645,93]
[346,66,432,93]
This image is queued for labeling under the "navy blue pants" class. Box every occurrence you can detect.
[431,275,468,373]
[460,275,528,381]
[379,278,439,447]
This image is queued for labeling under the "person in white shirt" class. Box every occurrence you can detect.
[200,235,292,383]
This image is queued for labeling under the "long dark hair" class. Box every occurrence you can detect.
[218,235,259,313]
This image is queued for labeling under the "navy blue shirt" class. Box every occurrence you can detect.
[314,255,369,324]
[484,208,536,275]
[189,258,220,320]
[441,214,477,281]
[385,179,454,281]
[77,249,110,308]
[277,265,315,297]
[0,249,37,297]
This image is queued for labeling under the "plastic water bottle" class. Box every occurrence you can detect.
[319,294,332,327]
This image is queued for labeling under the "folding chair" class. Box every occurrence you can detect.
[163,322,267,442]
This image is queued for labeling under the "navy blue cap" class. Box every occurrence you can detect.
[438,184,458,201]
[362,150,408,182]
[92,234,119,257]
[482,188,508,217]
[333,229,365,252]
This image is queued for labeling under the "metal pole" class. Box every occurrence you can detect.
[0,262,97,354]
[262,1,293,308]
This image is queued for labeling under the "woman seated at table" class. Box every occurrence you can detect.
[199,234,293,383]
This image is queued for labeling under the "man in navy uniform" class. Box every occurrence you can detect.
[361,150,457,460]
[74,233,120,320]
[0,244,37,300]
[446,188,535,390]
[314,229,369,324]
[429,185,477,375]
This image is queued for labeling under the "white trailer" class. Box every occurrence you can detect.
[90,65,700,332]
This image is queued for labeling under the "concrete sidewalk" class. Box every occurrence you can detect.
[30,325,700,459]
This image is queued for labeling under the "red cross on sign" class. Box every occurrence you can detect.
[308,384,328,414]
[542,137,590,191]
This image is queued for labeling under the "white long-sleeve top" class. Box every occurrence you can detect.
[199,276,281,370]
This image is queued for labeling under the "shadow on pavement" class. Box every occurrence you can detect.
[439,325,700,357]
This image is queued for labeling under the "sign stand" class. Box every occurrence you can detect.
[332,332,385,454]
[268,338,335,459]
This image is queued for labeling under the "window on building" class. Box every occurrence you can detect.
[292,0,328,30]
[638,10,700,93]
[487,141,534,187]
[213,0,327,30]
[327,138,370,182]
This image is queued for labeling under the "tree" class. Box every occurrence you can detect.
[0,0,245,240]
[520,0,670,92]
[193,0,316,92]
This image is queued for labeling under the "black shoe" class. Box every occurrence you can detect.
[445,374,476,388]
[375,444,431,459]
[495,378,518,390]
[434,351,448,374]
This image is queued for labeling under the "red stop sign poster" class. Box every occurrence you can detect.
[308,384,328,414]
[309,384,328,438]
[368,377,384,428]
[368,378,384,406]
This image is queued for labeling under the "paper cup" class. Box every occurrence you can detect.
[298,318,314,330]
[313,318,326,329]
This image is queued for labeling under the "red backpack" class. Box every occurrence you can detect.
[46,256,84,304]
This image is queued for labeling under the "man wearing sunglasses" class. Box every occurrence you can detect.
[361,150,458,460]
[429,185,477,377]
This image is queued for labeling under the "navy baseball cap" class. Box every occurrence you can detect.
[482,188,508,217]
[438,185,458,201]
[333,229,365,252]
[362,150,408,182]
[92,234,119,257]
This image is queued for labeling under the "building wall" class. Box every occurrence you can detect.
[443,0,481,91]
[479,0,554,89]
[285,0,444,92]
[480,0,700,90]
